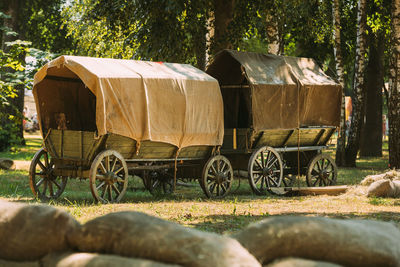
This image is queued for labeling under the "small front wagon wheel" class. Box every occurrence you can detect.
[200,155,233,198]
[248,146,283,195]
[29,148,67,201]
[306,154,337,187]
[89,150,128,203]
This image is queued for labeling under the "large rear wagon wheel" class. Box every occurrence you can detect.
[200,155,233,198]
[306,154,337,187]
[248,146,283,195]
[89,150,128,203]
[29,148,67,201]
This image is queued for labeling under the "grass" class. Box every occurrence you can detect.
[0,133,398,234]
[0,134,42,160]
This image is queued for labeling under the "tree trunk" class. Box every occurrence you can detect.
[345,0,367,167]
[332,0,347,167]
[209,0,235,57]
[1,0,25,145]
[388,0,400,168]
[360,32,384,157]
[265,7,280,55]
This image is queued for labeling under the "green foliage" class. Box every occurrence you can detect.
[19,0,73,53]
[0,12,30,151]
[62,0,210,67]
[61,0,137,58]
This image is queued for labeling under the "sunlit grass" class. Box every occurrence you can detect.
[0,134,42,161]
[0,134,399,233]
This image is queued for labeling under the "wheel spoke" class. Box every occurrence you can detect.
[221,183,227,193]
[108,185,113,201]
[105,156,111,172]
[254,174,263,185]
[209,183,216,193]
[216,184,220,196]
[320,159,325,170]
[268,176,278,186]
[111,157,118,172]
[36,178,45,188]
[96,181,106,191]
[316,161,322,171]
[99,162,107,174]
[255,159,263,169]
[216,159,221,172]
[49,181,54,196]
[37,160,46,171]
[44,153,49,168]
[116,177,125,183]
[210,164,218,175]
[266,157,278,169]
[312,177,319,186]
[114,166,124,175]
[261,152,265,168]
[207,180,216,187]
[42,180,48,195]
[220,161,227,172]
[260,176,265,190]
[96,174,106,180]
[152,180,160,189]
[252,170,263,174]
[112,184,121,195]
[101,185,107,198]
[52,180,62,190]
[207,174,216,179]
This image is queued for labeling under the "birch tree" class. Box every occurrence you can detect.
[388,0,400,168]
[345,0,367,167]
[265,1,280,55]
[332,0,346,167]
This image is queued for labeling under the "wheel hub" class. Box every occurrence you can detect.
[263,167,273,176]
[215,172,226,184]
[104,172,118,184]
[320,170,330,180]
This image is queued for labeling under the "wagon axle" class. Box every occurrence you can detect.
[101,172,121,185]
[215,171,229,184]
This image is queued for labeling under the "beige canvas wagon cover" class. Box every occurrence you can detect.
[206,50,342,131]
[33,56,224,148]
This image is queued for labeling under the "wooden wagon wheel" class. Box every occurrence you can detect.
[248,146,283,195]
[143,168,174,195]
[29,148,67,201]
[89,150,128,203]
[200,155,233,198]
[282,174,296,187]
[306,154,337,187]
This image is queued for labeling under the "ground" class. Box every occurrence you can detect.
[0,132,397,234]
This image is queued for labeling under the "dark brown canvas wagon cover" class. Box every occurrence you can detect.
[206,50,342,131]
[33,56,224,148]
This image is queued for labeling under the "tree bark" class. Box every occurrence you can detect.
[265,6,280,55]
[360,32,384,157]
[388,0,400,168]
[345,0,367,167]
[332,0,346,167]
[209,0,235,57]
[1,0,25,145]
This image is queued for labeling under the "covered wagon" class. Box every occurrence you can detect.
[206,50,342,194]
[30,56,233,203]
